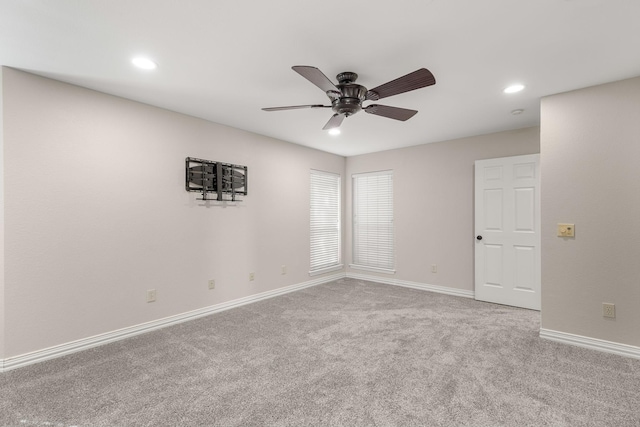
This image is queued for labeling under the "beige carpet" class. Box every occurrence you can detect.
[1,278,639,426]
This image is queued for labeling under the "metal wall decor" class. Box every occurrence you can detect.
[185,157,248,201]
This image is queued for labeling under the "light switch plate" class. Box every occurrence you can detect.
[557,223,575,237]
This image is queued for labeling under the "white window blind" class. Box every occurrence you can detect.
[352,170,394,272]
[310,170,341,274]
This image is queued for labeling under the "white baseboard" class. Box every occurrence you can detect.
[346,272,475,299]
[0,272,345,373]
[10,275,636,372]
[540,328,640,360]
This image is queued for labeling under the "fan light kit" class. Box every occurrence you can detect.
[131,57,158,70]
[263,66,436,130]
[504,84,525,94]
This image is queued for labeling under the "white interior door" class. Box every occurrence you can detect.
[474,154,540,310]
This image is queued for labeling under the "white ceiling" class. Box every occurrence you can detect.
[1,0,639,157]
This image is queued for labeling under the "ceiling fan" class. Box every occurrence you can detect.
[262,66,436,130]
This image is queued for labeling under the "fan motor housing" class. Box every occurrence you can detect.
[331,75,368,116]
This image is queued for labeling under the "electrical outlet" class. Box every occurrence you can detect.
[431,264,438,273]
[208,279,215,290]
[249,272,255,281]
[147,289,157,303]
[603,303,615,318]
[281,265,287,275]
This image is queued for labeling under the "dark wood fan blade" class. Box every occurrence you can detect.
[364,104,418,121]
[322,113,345,130]
[292,66,340,94]
[366,68,436,100]
[262,104,330,111]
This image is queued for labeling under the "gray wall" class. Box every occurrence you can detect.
[345,128,540,292]
[541,76,640,347]
[1,68,345,358]
[4,66,637,361]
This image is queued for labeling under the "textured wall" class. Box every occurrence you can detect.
[540,76,640,346]
[1,68,345,358]
[345,127,540,292]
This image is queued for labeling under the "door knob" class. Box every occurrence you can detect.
[476,235,483,240]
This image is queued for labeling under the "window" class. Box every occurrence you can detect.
[309,170,342,275]
[351,170,395,273]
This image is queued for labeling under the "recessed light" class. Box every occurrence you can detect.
[511,109,525,115]
[328,128,341,136]
[504,84,525,94]
[131,57,157,70]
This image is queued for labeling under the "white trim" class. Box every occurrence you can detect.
[539,328,640,360]
[310,169,341,178]
[351,169,393,179]
[347,272,397,286]
[309,264,344,277]
[346,272,475,299]
[18,276,638,373]
[0,273,345,373]
[349,264,396,275]
[393,278,475,299]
